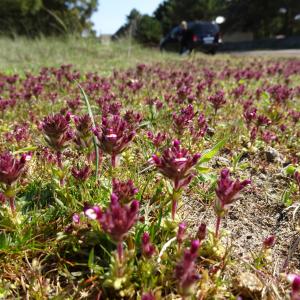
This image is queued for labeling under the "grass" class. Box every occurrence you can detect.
[0,36,183,75]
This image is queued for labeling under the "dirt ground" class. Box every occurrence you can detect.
[182,150,300,276]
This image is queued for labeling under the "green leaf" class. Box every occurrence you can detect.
[198,138,227,165]
[197,166,211,174]
[282,189,293,207]
[285,165,297,176]
[13,146,38,155]
[88,248,95,269]
[76,81,99,181]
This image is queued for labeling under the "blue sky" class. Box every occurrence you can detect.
[91,0,163,35]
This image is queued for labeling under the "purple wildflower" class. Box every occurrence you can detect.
[141,292,156,300]
[288,274,300,300]
[173,104,196,135]
[215,168,251,216]
[0,152,27,185]
[190,112,208,141]
[93,114,136,167]
[243,107,257,127]
[41,113,73,151]
[72,213,81,224]
[73,114,93,148]
[175,239,200,297]
[256,115,271,127]
[112,178,138,204]
[177,222,187,250]
[196,223,207,242]
[152,140,201,191]
[152,140,200,219]
[263,235,276,249]
[214,168,250,237]
[84,205,102,220]
[262,131,277,144]
[147,131,167,149]
[289,110,300,124]
[141,232,155,258]
[208,90,226,114]
[71,164,91,182]
[85,194,139,243]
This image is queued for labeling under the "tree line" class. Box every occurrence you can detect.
[0,0,98,37]
[115,0,300,44]
[1,0,299,42]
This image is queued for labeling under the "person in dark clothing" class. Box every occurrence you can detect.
[179,21,193,55]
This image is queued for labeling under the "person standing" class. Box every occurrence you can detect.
[179,21,193,55]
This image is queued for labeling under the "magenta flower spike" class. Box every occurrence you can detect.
[208,90,226,114]
[288,274,300,300]
[152,140,201,191]
[190,112,208,141]
[85,194,139,262]
[263,235,276,249]
[175,239,200,297]
[172,104,196,135]
[0,151,27,213]
[177,222,187,251]
[41,113,73,152]
[262,131,277,144]
[196,223,207,242]
[141,232,155,258]
[71,164,91,182]
[243,107,257,127]
[112,178,138,204]
[214,168,251,237]
[147,131,167,149]
[73,114,93,149]
[0,152,26,186]
[142,292,156,300]
[93,115,136,167]
[153,140,200,220]
[256,115,271,127]
[100,195,139,242]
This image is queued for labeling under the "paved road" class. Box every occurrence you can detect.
[229,49,300,57]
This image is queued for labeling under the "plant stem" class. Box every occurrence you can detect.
[171,196,177,221]
[56,151,65,186]
[215,216,222,238]
[111,154,116,168]
[117,241,123,264]
[9,197,16,214]
[57,151,63,169]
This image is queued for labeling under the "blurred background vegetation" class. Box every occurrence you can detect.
[0,0,300,45]
[0,0,97,37]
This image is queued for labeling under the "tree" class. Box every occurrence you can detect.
[0,0,98,36]
[224,0,300,38]
[135,15,162,45]
[114,9,162,46]
[113,9,141,38]
[154,0,226,34]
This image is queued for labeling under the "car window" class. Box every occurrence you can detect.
[192,23,219,35]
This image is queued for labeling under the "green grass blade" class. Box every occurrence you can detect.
[76,81,99,180]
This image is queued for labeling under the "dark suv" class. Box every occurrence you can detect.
[160,21,221,54]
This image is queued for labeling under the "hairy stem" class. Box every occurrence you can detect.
[117,241,123,264]
[9,197,16,215]
[215,216,222,238]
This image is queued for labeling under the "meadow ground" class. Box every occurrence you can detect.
[0,37,299,299]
